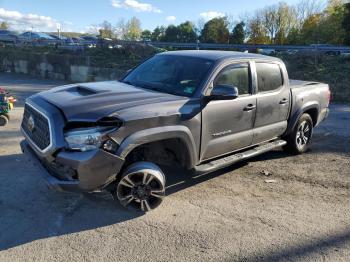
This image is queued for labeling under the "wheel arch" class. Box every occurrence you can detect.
[285,103,319,136]
[116,126,198,169]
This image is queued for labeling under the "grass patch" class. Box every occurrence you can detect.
[280,54,350,103]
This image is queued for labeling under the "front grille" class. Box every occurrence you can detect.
[22,103,51,151]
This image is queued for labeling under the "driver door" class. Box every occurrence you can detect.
[200,63,256,161]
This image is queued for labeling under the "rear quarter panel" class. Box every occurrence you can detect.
[287,81,330,134]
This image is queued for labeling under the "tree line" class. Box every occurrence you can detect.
[1,0,349,45]
[93,0,350,45]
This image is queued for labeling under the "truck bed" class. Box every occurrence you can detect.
[289,79,330,127]
[289,79,321,88]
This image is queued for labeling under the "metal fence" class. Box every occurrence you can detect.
[2,35,350,53]
[116,40,350,53]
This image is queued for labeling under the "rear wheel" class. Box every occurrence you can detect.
[115,162,166,212]
[0,114,9,126]
[284,114,313,154]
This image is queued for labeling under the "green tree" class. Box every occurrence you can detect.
[314,0,346,44]
[163,25,179,42]
[230,22,245,44]
[162,21,197,42]
[0,21,8,29]
[200,17,229,43]
[343,3,350,44]
[247,13,270,44]
[299,14,322,44]
[177,21,197,42]
[141,30,152,41]
[151,26,166,41]
[286,28,302,44]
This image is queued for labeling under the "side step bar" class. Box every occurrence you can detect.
[194,140,287,174]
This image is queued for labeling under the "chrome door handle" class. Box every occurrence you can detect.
[243,104,256,111]
[279,98,289,104]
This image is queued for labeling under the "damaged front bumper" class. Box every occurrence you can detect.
[20,140,124,192]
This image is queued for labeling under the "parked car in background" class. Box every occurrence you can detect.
[310,44,341,56]
[280,49,298,55]
[0,30,18,45]
[66,37,81,45]
[258,48,276,55]
[80,35,98,47]
[18,32,57,46]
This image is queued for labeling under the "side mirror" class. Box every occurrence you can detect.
[210,85,239,100]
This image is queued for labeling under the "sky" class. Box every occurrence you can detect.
[0,0,304,33]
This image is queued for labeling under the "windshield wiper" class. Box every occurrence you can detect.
[147,86,165,93]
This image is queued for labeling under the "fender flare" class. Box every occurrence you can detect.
[285,102,319,136]
[116,125,198,168]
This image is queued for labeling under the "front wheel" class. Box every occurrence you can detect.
[284,114,313,154]
[114,162,166,212]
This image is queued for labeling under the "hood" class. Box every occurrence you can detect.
[37,81,194,122]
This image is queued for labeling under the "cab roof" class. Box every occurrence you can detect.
[158,50,281,62]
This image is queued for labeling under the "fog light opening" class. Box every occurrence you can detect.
[103,139,118,153]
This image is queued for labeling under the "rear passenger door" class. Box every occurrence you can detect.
[252,62,291,144]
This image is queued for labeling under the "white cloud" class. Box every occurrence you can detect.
[111,0,162,13]
[111,0,123,8]
[200,11,225,21]
[166,16,176,22]
[0,8,72,31]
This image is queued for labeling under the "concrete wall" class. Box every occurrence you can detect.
[0,52,126,83]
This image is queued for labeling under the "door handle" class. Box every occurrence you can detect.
[279,98,289,104]
[243,104,256,111]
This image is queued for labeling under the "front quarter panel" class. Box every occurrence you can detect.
[116,125,198,168]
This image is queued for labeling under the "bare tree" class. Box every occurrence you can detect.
[87,24,100,35]
[99,20,113,39]
[250,2,297,44]
[295,0,326,29]
[195,18,206,36]
[114,19,127,40]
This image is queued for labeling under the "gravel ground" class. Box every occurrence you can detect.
[0,73,349,262]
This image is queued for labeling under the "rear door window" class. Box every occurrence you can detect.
[256,63,283,92]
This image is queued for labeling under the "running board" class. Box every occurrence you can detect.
[194,140,287,174]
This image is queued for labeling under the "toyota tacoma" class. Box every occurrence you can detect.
[20,51,330,212]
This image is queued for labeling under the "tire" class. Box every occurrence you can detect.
[0,114,9,126]
[284,114,313,154]
[114,162,166,212]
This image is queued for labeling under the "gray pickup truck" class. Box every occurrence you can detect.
[21,51,330,212]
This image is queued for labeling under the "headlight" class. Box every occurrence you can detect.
[65,127,113,152]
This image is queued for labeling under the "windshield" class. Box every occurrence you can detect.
[122,55,213,97]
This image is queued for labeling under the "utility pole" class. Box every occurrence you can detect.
[57,23,61,38]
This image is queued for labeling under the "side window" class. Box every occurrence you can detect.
[213,65,250,95]
[256,63,283,92]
